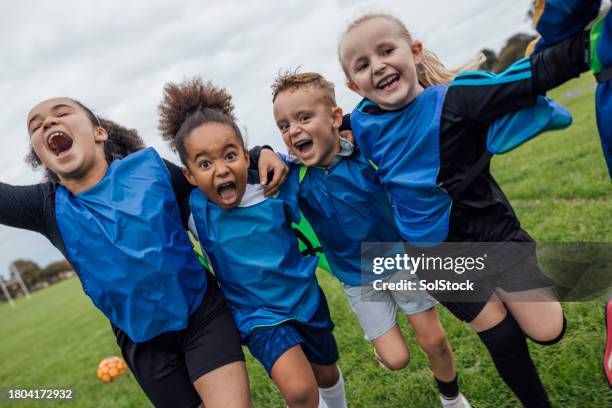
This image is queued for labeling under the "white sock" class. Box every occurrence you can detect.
[318,366,347,408]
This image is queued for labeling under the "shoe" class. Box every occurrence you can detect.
[439,393,472,408]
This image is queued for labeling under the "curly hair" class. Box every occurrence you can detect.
[25,99,145,182]
[158,77,244,165]
[271,70,337,108]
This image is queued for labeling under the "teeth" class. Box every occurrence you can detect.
[378,75,398,89]
[294,139,310,147]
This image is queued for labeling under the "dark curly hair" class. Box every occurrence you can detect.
[158,77,244,165]
[25,99,145,182]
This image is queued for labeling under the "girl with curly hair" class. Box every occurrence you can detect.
[1,96,288,408]
[158,77,347,408]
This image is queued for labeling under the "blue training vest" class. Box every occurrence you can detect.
[189,167,322,340]
[351,77,572,245]
[55,147,207,343]
[296,152,403,286]
[351,85,452,245]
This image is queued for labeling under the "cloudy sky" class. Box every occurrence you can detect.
[0,0,534,278]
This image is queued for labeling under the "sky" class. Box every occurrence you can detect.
[0,0,534,278]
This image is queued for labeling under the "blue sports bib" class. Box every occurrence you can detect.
[56,147,207,343]
[189,168,321,339]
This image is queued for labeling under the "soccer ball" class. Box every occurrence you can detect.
[96,356,128,383]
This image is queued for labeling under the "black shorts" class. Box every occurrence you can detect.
[429,229,554,323]
[113,272,245,408]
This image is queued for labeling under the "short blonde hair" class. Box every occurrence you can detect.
[338,13,455,88]
[271,71,337,108]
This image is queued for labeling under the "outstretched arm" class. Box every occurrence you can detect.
[0,182,48,233]
[448,31,589,124]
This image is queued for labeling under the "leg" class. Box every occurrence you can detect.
[311,363,340,388]
[408,307,455,382]
[192,362,251,408]
[370,324,411,370]
[298,294,346,408]
[342,281,407,370]
[465,296,551,408]
[271,345,320,408]
[112,324,202,408]
[183,274,253,408]
[496,288,565,344]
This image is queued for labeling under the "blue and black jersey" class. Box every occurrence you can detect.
[350,32,588,244]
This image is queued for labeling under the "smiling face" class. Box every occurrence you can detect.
[340,17,424,110]
[182,122,249,209]
[273,86,342,167]
[27,97,108,181]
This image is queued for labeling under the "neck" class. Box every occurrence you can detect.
[60,159,109,195]
[314,137,341,168]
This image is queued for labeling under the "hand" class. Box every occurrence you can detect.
[258,148,289,197]
[339,130,355,144]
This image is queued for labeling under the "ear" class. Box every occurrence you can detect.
[94,126,109,142]
[411,40,424,65]
[331,106,343,129]
[243,147,250,166]
[347,79,362,95]
[182,166,198,187]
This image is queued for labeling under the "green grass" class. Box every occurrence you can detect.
[1,74,611,407]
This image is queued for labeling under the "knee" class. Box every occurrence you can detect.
[378,349,410,371]
[283,382,318,407]
[416,332,450,358]
[528,314,567,346]
[314,366,339,389]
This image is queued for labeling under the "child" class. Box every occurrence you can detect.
[271,71,470,408]
[158,77,348,408]
[338,13,590,408]
[3,97,288,408]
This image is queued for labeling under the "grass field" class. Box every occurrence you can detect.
[1,74,611,407]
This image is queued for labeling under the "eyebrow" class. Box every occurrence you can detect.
[191,142,240,161]
[28,104,73,129]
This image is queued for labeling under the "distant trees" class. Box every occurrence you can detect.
[0,259,73,303]
[479,33,537,73]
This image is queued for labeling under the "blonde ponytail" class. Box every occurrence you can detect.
[416,47,455,87]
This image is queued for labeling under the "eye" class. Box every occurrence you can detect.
[299,115,311,123]
[57,111,70,117]
[278,123,289,132]
[226,151,237,161]
[382,47,394,56]
[30,123,42,133]
[355,61,369,72]
[198,160,211,169]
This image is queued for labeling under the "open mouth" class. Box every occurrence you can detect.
[217,181,238,205]
[46,131,74,157]
[377,74,399,90]
[294,139,314,155]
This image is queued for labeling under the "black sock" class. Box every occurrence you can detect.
[435,375,459,400]
[478,313,551,408]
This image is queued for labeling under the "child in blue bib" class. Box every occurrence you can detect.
[272,71,470,408]
[158,77,347,408]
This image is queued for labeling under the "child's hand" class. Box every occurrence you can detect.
[259,148,288,196]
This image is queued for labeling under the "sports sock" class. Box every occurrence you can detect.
[478,313,551,408]
[435,375,460,399]
[319,367,347,408]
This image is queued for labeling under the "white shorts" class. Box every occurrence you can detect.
[342,275,438,341]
